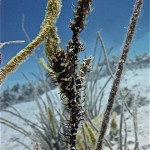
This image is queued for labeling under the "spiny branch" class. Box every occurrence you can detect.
[95,0,143,149]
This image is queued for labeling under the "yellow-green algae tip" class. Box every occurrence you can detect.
[110,112,118,132]
[75,112,118,149]
[46,106,57,136]
[39,57,53,74]
[0,0,62,85]
[84,122,96,148]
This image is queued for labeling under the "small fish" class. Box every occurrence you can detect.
[34,143,39,150]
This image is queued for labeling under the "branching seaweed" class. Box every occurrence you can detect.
[0,0,62,84]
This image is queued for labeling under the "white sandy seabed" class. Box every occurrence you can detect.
[0,67,150,150]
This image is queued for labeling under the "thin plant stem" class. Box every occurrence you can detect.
[123,115,127,150]
[119,94,124,150]
[133,94,139,150]
[0,40,25,49]
[97,31,114,78]
[21,14,31,43]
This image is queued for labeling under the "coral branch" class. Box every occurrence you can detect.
[0,0,61,84]
[95,0,143,149]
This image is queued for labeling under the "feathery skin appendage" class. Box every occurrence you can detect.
[62,1,93,148]
[80,56,93,82]
[47,47,92,149]
[70,0,93,32]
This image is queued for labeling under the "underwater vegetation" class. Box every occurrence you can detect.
[0,0,145,150]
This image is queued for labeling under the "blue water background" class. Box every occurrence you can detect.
[0,0,149,90]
